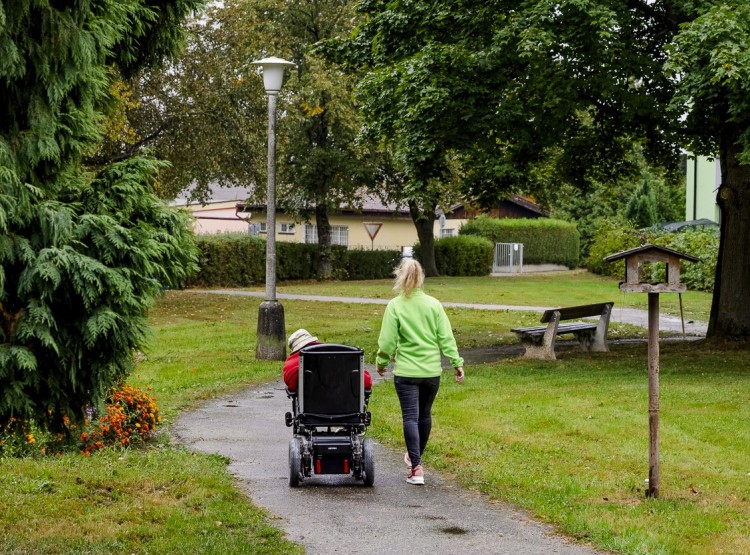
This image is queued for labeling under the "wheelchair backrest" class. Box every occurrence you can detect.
[299,344,364,415]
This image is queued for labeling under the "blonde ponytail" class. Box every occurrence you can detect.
[393,258,425,297]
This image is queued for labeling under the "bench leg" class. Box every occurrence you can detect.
[590,304,612,352]
[521,312,560,360]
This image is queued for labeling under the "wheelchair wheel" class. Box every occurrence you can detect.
[362,438,375,487]
[289,437,302,487]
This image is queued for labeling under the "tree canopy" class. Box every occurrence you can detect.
[108,0,382,278]
[0,0,201,431]
[335,0,750,338]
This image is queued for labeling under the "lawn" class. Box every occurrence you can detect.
[235,270,713,323]
[1,274,741,555]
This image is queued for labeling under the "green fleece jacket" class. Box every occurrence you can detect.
[376,289,464,378]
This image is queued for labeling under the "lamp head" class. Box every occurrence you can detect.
[251,56,296,94]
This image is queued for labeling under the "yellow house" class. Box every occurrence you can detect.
[175,186,466,250]
[174,185,548,249]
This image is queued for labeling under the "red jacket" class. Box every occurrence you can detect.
[283,343,373,392]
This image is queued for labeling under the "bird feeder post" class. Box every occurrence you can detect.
[605,245,699,499]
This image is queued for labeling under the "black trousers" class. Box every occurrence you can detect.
[394,375,441,468]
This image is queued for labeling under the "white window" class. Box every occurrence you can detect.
[304,224,317,244]
[440,228,456,238]
[258,222,267,234]
[303,224,349,246]
[279,223,295,234]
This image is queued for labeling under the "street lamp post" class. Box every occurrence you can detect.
[252,56,295,360]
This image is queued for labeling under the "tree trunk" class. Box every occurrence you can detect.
[315,203,333,280]
[707,127,750,339]
[408,200,438,277]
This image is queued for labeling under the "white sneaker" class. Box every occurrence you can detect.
[404,452,412,467]
[407,465,424,486]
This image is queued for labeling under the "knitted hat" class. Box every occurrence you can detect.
[288,328,318,353]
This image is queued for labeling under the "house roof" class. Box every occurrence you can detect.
[171,184,253,207]
[173,182,546,220]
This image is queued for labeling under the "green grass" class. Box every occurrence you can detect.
[0,446,302,554]
[230,270,713,323]
[368,342,750,555]
[0,277,737,554]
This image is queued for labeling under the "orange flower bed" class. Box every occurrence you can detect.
[80,385,161,455]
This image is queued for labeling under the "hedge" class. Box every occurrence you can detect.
[429,235,494,276]
[459,216,580,267]
[186,234,402,287]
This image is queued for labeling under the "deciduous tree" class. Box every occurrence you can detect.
[335,0,750,338]
[115,0,379,278]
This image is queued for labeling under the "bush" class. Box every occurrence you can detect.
[585,218,647,277]
[459,216,580,267]
[346,249,402,280]
[190,234,266,287]
[432,236,493,276]
[187,235,404,285]
[585,218,718,292]
[80,384,161,455]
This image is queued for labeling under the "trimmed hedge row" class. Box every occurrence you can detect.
[187,232,495,287]
[186,234,402,287]
[414,235,493,276]
[459,215,580,267]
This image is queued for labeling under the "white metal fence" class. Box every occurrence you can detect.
[493,243,524,273]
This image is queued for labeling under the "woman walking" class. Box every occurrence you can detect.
[376,258,465,486]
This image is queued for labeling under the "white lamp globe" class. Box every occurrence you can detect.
[251,57,296,94]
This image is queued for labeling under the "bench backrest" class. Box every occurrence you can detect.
[299,343,364,415]
[540,302,613,323]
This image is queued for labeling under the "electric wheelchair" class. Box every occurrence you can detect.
[285,344,374,487]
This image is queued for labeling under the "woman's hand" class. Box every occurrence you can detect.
[454,367,464,384]
[377,366,387,376]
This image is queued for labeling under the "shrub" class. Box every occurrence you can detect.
[346,249,402,280]
[190,234,266,287]
[585,218,718,292]
[188,235,404,285]
[80,384,161,455]
[585,218,647,277]
[459,216,580,267]
[432,236,493,276]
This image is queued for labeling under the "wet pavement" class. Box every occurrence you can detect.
[175,380,605,555]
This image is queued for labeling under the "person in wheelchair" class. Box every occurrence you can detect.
[283,329,375,486]
[283,329,372,395]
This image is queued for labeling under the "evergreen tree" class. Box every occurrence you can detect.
[0,0,202,432]
[625,176,659,229]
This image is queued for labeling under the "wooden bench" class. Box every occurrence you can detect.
[510,302,614,360]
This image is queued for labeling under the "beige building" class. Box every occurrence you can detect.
[175,186,466,250]
[175,185,548,250]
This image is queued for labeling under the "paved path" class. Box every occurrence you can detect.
[175,379,604,555]
[190,289,708,336]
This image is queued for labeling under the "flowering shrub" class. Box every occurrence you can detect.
[80,384,161,455]
[0,414,77,457]
[0,418,39,457]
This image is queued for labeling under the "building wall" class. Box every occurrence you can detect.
[186,203,466,248]
[686,155,721,222]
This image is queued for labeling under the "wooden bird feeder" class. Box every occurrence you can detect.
[605,244,699,499]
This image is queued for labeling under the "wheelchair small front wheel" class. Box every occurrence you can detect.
[289,437,303,487]
[362,437,375,487]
